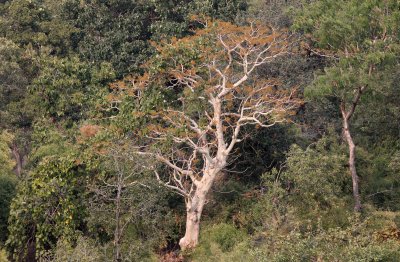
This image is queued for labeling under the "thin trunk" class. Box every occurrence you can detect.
[341,105,362,212]
[115,184,122,262]
[12,143,23,177]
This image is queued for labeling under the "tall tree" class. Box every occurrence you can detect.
[110,19,300,249]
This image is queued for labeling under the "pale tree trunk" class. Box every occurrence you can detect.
[114,184,122,261]
[12,143,23,178]
[179,168,218,250]
[341,87,364,212]
[342,114,362,212]
[179,193,205,249]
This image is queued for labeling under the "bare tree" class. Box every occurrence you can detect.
[111,20,300,249]
[87,147,151,261]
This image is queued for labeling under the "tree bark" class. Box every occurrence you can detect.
[114,184,122,262]
[179,197,204,249]
[341,104,362,212]
[179,169,217,250]
[11,143,23,177]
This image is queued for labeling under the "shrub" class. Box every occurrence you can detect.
[188,223,249,261]
[53,236,104,262]
[209,223,246,252]
[0,249,8,262]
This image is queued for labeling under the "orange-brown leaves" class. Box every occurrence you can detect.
[80,125,101,138]
[375,227,400,242]
[103,17,299,155]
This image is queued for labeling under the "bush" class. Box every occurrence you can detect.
[0,249,8,262]
[188,223,249,261]
[0,174,16,244]
[52,236,104,262]
[209,223,246,252]
[248,216,400,262]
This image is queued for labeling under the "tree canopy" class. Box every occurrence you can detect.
[1,0,400,261]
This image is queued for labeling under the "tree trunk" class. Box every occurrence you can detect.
[12,143,23,177]
[342,115,362,212]
[114,184,122,262]
[179,199,203,249]
[179,170,216,250]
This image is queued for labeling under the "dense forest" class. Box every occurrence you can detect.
[1,0,400,261]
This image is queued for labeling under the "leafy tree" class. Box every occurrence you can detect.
[294,0,400,211]
[6,152,93,260]
[0,38,29,123]
[0,131,15,175]
[86,144,171,261]
[0,131,16,244]
[31,56,115,125]
[281,136,351,226]
[61,0,247,77]
[0,0,77,55]
[0,37,34,174]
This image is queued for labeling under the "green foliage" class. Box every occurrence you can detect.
[190,217,400,261]
[248,0,301,27]
[190,191,400,261]
[0,250,8,262]
[0,37,26,101]
[284,137,348,208]
[31,56,114,124]
[389,151,400,175]
[63,0,152,76]
[0,37,34,129]
[86,145,176,261]
[6,152,94,260]
[0,131,15,174]
[28,120,73,165]
[357,143,400,210]
[293,0,400,51]
[229,136,351,240]
[207,223,246,252]
[52,236,104,262]
[296,0,400,214]
[3,0,400,260]
[0,174,16,244]
[297,0,400,114]
[190,0,248,22]
[242,172,289,233]
[0,131,16,244]
[256,136,350,231]
[188,223,248,261]
[62,0,247,77]
[0,0,77,55]
[248,221,400,262]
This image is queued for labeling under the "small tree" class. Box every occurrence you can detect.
[111,19,300,249]
[87,145,155,262]
[295,0,400,212]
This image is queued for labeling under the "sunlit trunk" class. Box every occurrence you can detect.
[12,143,23,177]
[179,195,204,249]
[342,115,362,212]
[179,169,217,250]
